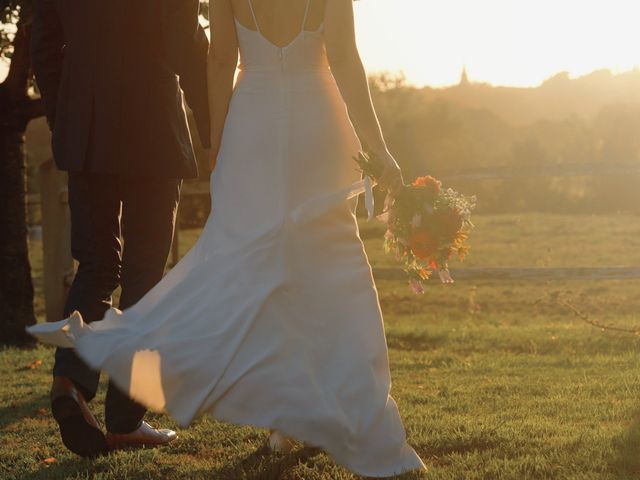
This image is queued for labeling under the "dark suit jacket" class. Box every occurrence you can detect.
[31,0,211,179]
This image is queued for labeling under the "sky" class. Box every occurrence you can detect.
[2,0,638,88]
[354,0,640,87]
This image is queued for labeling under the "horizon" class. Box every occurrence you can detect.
[390,66,640,90]
[2,61,638,90]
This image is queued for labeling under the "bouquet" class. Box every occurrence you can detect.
[355,152,476,294]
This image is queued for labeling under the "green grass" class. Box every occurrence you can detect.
[4,214,640,479]
[359,213,640,268]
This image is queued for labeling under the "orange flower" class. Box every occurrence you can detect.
[409,228,439,260]
[413,176,441,190]
[411,177,442,203]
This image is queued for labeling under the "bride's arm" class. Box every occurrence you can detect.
[325,0,403,191]
[208,0,239,170]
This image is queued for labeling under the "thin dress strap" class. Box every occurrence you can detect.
[247,0,261,33]
[300,0,311,33]
[247,0,311,38]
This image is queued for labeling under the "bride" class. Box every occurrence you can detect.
[30,0,427,476]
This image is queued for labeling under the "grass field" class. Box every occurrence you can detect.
[2,214,640,479]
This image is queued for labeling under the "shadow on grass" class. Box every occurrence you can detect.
[426,437,500,458]
[210,443,324,479]
[24,445,425,480]
[386,330,449,351]
[612,408,640,479]
[210,443,425,480]
[0,391,49,430]
[24,457,107,480]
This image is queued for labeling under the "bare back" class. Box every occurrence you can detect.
[231,0,326,48]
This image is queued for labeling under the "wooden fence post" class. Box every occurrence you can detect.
[39,159,74,322]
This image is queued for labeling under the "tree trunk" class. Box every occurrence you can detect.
[0,18,43,344]
[0,127,36,343]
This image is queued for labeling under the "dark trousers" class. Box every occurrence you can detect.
[54,171,181,434]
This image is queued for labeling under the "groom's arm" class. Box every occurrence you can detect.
[161,0,211,149]
[31,0,65,130]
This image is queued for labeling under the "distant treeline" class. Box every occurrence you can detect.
[370,71,640,214]
[26,70,640,222]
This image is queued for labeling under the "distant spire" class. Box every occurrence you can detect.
[459,66,470,86]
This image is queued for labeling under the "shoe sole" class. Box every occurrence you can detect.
[51,396,109,458]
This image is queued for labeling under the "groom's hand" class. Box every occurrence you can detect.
[162,0,211,150]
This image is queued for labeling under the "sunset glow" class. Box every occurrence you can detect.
[2,0,636,88]
[354,0,640,87]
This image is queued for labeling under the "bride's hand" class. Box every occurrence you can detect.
[375,150,404,196]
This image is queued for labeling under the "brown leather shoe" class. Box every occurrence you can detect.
[50,376,108,458]
[106,421,177,451]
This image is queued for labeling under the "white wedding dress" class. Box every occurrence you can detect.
[29,1,426,476]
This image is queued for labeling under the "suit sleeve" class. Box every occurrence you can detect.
[31,0,65,130]
[161,0,211,149]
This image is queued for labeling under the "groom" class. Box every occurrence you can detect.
[31,0,210,457]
